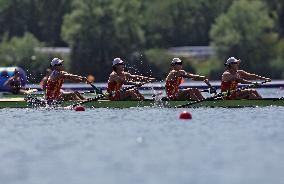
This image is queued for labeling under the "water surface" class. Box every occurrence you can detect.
[0,106,284,184]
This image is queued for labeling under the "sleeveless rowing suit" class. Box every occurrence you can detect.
[45,71,64,100]
[165,76,183,100]
[221,80,238,100]
[107,81,123,100]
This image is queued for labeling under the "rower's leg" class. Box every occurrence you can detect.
[133,89,144,100]
[120,91,137,100]
[251,89,262,99]
[60,92,81,101]
[235,90,251,99]
[19,89,28,95]
[177,89,199,101]
[235,89,259,99]
[74,91,85,100]
[192,88,204,100]
[243,89,261,99]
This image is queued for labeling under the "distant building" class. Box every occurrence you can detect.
[168,46,215,59]
[35,46,215,59]
[35,47,71,54]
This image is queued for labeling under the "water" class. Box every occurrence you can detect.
[0,88,284,184]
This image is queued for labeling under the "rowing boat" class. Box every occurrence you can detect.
[0,98,283,108]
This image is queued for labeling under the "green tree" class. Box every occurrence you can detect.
[270,39,284,78]
[143,48,196,80]
[30,0,72,46]
[0,32,52,82]
[0,0,72,46]
[210,0,278,76]
[142,0,233,48]
[262,0,284,38]
[0,0,30,38]
[62,0,144,81]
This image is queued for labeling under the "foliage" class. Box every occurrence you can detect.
[143,48,196,80]
[0,0,72,45]
[62,0,145,80]
[0,32,52,82]
[210,0,278,76]
[142,0,233,48]
[262,0,284,37]
[269,39,284,78]
[0,0,284,80]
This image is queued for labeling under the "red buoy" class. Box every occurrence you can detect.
[74,105,86,111]
[179,111,192,120]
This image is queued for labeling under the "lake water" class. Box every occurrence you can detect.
[0,88,284,184]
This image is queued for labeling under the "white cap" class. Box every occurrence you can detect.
[112,58,124,66]
[50,58,63,66]
[225,57,241,65]
[171,58,182,65]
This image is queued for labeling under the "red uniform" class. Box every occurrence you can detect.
[107,81,123,100]
[221,81,238,100]
[45,73,64,100]
[165,77,183,100]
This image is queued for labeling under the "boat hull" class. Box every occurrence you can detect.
[0,98,284,108]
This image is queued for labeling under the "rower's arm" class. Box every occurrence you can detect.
[184,72,213,88]
[223,72,253,84]
[124,72,155,83]
[238,70,271,81]
[39,77,48,90]
[3,78,12,87]
[3,77,18,88]
[60,72,90,84]
[114,73,138,85]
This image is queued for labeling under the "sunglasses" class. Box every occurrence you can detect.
[171,63,183,66]
[53,63,63,66]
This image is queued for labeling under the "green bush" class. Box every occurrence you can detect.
[210,0,278,76]
[191,57,223,80]
[0,32,69,82]
[143,48,196,80]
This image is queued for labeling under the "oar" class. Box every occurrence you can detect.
[176,81,268,108]
[200,87,217,94]
[72,82,147,108]
[89,83,103,94]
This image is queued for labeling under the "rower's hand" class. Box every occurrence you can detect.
[146,77,156,82]
[252,82,260,87]
[83,77,92,84]
[150,77,156,82]
[134,82,144,87]
[204,78,209,83]
[264,78,271,82]
[209,87,217,94]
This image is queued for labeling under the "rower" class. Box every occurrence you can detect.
[221,57,271,99]
[107,58,155,100]
[165,58,215,101]
[3,69,27,94]
[46,58,91,101]
[40,68,52,90]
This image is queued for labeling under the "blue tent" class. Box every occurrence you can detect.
[0,67,27,91]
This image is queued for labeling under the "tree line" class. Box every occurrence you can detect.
[0,0,284,82]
